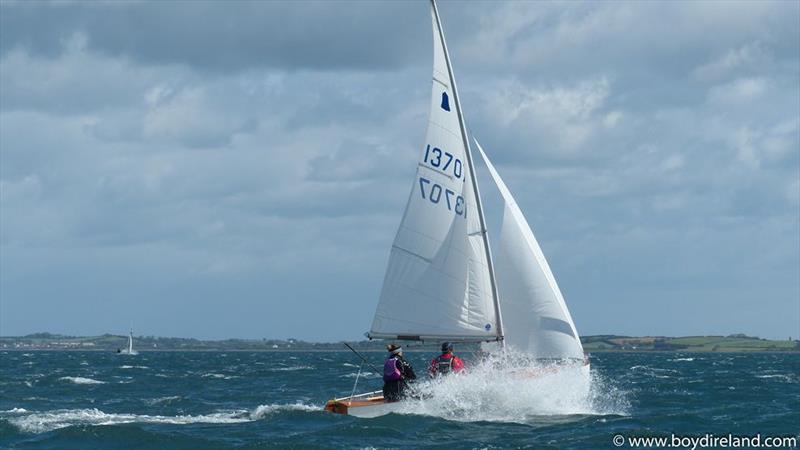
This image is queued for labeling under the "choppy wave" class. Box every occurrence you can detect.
[269,366,313,372]
[6,408,250,433]
[756,374,796,382]
[5,403,320,434]
[59,376,106,385]
[119,365,149,369]
[201,373,238,379]
[2,351,795,448]
[249,403,319,419]
[629,365,679,379]
[342,371,379,379]
[144,396,182,405]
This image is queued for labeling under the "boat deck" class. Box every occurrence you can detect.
[324,390,387,415]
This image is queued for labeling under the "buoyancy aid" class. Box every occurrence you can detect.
[383,356,402,381]
[435,354,454,375]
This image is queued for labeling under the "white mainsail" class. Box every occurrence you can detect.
[119,329,139,355]
[475,140,584,359]
[368,4,498,342]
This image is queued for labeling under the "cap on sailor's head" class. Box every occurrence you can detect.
[441,342,453,352]
[387,344,402,355]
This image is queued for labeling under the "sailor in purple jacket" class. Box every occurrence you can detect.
[382,344,417,402]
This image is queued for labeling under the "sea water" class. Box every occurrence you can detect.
[1,351,797,449]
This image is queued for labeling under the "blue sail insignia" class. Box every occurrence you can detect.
[440,92,450,111]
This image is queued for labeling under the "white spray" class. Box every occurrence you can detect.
[394,350,628,424]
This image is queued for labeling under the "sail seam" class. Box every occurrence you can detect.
[396,225,459,253]
[427,118,461,140]
[390,244,432,263]
[418,163,455,180]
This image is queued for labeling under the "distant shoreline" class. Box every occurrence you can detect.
[2,348,800,354]
[1,333,797,353]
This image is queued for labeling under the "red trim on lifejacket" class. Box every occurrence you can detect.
[428,353,465,376]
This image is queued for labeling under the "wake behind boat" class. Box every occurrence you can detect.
[326,0,588,417]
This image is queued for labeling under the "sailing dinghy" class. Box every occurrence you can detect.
[326,0,587,417]
[117,329,139,355]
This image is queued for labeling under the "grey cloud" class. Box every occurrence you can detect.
[454,1,799,117]
[1,0,797,340]
[0,1,428,72]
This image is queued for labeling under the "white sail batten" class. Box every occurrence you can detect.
[475,140,584,359]
[368,4,498,342]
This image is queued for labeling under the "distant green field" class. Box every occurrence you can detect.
[581,335,798,352]
[2,333,798,352]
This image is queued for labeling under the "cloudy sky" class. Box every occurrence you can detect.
[1,1,798,341]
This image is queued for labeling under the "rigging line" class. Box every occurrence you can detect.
[349,361,364,402]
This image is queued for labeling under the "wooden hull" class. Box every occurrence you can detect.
[324,390,405,418]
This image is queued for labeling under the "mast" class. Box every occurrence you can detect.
[430,0,504,346]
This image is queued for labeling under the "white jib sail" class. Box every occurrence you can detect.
[475,140,584,359]
[368,6,497,342]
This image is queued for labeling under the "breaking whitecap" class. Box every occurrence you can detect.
[59,376,106,385]
[6,403,320,434]
[144,396,182,406]
[269,366,313,372]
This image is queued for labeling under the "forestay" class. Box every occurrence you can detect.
[368,6,498,342]
[474,140,584,359]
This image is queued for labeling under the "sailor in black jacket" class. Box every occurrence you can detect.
[382,344,417,402]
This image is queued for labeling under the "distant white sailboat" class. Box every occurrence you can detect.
[118,329,139,355]
[326,0,586,417]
